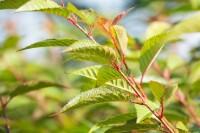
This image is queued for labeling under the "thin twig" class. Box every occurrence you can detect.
[140,72,145,86]
[129,100,144,105]
[130,75,147,99]
[67,11,146,100]
[176,91,200,127]
[60,0,64,7]
[66,11,176,132]
[111,36,128,69]
[111,62,177,133]
[0,98,10,133]
[152,61,200,127]
[67,18,97,43]
[161,97,164,118]
[143,101,177,133]
[111,36,147,99]
[153,62,169,81]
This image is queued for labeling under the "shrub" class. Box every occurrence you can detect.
[1,0,200,133]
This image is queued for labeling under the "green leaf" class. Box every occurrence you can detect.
[63,40,98,51]
[0,35,20,53]
[10,81,64,98]
[106,79,133,92]
[96,66,121,86]
[190,79,200,96]
[19,38,77,51]
[139,33,167,74]
[79,10,97,25]
[135,100,159,123]
[96,112,137,126]
[67,2,97,25]
[149,81,165,103]
[70,65,102,80]
[188,62,200,84]
[169,12,200,40]
[70,65,133,94]
[55,86,133,114]
[145,21,171,39]
[15,0,70,17]
[149,81,178,104]
[165,110,189,123]
[81,79,97,91]
[71,65,133,93]
[89,111,137,133]
[140,13,200,77]
[164,83,178,104]
[0,0,29,9]
[63,40,118,64]
[105,121,159,133]
[66,48,117,64]
[191,0,200,9]
[113,25,128,54]
[176,121,189,132]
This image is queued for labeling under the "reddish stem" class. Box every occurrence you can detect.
[111,37,121,56]
[111,36,147,99]
[67,11,176,132]
[67,17,97,43]
[113,64,177,133]
[60,0,64,7]
[110,61,120,71]
[176,91,200,127]
[161,97,164,118]
[130,75,147,99]
[0,98,10,133]
[153,61,200,127]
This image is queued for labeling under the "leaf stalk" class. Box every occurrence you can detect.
[111,63,177,133]
[67,17,97,43]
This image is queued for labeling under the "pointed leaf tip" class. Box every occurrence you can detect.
[57,86,133,114]
[94,16,113,38]
[139,33,167,74]
[112,7,134,25]
[14,0,70,17]
[18,38,77,51]
[67,2,97,25]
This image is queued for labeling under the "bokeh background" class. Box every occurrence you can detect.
[0,0,200,133]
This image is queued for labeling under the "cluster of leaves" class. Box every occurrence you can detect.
[1,0,200,133]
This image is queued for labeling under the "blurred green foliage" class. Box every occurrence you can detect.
[0,0,200,133]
